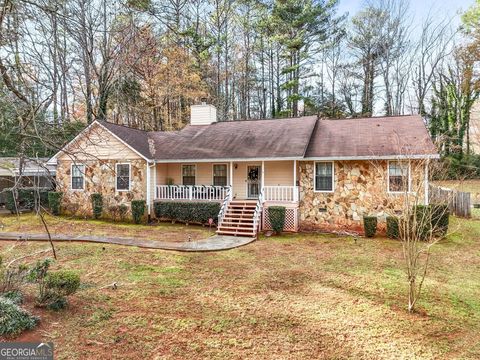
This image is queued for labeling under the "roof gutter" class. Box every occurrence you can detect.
[303,154,440,161]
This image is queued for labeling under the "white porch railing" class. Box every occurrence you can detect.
[217,186,233,226]
[156,185,231,201]
[263,186,299,202]
[252,189,264,237]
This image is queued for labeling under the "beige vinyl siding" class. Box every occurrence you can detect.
[264,161,295,186]
[57,123,141,161]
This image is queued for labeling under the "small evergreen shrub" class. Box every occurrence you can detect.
[153,202,220,224]
[90,193,103,219]
[48,191,63,215]
[31,263,80,310]
[268,206,286,233]
[363,216,377,238]
[1,290,24,305]
[386,216,400,239]
[431,203,450,236]
[0,297,39,336]
[131,200,146,224]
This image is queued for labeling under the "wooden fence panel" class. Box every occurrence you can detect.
[429,185,471,218]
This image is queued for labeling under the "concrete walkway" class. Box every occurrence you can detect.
[0,232,255,252]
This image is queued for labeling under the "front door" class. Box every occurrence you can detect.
[247,165,261,199]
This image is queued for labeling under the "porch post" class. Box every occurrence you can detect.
[293,160,298,202]
[153,163,157,200]
[261,161,265,194]
[229,161,233,200]
[146,162,151,217]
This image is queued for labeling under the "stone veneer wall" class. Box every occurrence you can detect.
[56,159,147,217]
[298,160,426,232]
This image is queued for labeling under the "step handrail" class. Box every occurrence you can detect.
[252,189,264,237]
[217,186,232,226]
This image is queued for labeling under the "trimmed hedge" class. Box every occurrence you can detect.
[131,200,146,224]
[268,206,286,233]
[363,216,377,238]
[5,188,49,213]
[154,202,221,225]
[45,271,80,297]
[386,216,400,239]
[48,192,63,215]
[90,193,103,219]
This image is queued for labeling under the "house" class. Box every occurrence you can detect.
[47,104,438,235]
[0,157,56,205]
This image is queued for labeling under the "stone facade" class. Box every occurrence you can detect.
[56,159,147,217]
[298,160,426,233]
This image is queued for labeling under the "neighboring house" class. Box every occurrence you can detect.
[48,104,438,235]
[0,157,56,205]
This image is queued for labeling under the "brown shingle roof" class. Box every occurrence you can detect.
[305,115,438,158]
[98,121,152,159]
[149,116,318,160]
[97,114,438,161]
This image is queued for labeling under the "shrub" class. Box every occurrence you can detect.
[45,271,80,297]
[0,297,39,336]
[90,193,103,219]
[108,204,129,221]
[363,216,377,238]
[153,202,221,224]
[131,200,146,224]
[268,206,286,233]
[118,204,128,220]
[31,263,80,310]
[48,191,63,215]
[5,188,49,213]
[431,203,449,236]
[413,205,432,240]
[386,216,400,239]
[0,256,29,294]
[1,290,24,305]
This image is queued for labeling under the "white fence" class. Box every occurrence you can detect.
[263,186,299,202]
[156,185,230,202]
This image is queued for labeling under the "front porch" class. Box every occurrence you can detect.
[151,160,300,233]
[153,160,300,203]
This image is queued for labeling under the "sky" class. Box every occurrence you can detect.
[337,0,476,32]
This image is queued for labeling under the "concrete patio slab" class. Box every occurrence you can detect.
[0,232,255,252]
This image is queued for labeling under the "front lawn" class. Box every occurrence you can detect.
[0,213,213,243]
[0,215,479,359]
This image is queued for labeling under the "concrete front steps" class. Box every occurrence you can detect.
[217,200,257,237]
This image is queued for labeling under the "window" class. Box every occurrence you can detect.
[213,164,227,186]
[315,162,334,192]
[182,165,196,185]
[116,163,130,191]
[71,164,85,190]
[388,161,410,192]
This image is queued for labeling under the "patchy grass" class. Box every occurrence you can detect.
[0,215,479,359]
[0,213,213,243]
